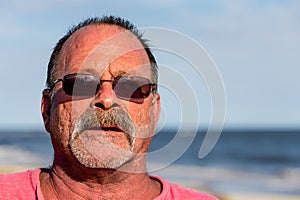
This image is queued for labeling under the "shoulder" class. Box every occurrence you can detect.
[168,183,218,200]
[0,168,41,199]
[151,176,218,200]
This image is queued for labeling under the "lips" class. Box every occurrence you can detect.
[86,125,123,132]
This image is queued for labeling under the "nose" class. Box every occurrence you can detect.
[92,81,118,110]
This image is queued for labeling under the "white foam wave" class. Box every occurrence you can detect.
[0,145,52,168]
[148,162,300,194]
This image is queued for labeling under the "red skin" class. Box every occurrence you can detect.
[41,24,161,200]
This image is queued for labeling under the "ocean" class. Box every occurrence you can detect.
[0,129,299,195]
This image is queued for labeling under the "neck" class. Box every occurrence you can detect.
[40,160,161,200]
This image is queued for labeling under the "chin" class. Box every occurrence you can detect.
[70,138,135,169]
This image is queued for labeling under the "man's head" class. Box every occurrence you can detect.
[46,16,158,92]
[41,16,160,172]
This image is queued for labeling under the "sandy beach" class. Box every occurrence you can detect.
[217,193,300,200]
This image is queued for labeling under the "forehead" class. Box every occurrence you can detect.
[58,24,151,77]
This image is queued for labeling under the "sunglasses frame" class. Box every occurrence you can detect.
[48,73,157,103]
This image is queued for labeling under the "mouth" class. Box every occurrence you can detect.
[86,125,123,132]
[78,124,133,147]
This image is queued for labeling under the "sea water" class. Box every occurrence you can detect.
[0,129,299,195]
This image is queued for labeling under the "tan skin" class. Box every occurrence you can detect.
[41,24,161,200]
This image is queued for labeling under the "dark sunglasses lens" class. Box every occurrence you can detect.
[63,74,99,96]
[114,77,151,102]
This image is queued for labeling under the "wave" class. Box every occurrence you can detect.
[0,145,52,167]
[148,162,300,195]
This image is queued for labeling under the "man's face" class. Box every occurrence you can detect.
[43,24,160,170]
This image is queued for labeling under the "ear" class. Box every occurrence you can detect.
[152,93,160,123]
[41,89,51,133]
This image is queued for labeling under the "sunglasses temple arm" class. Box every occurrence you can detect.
[151,84,157,93]
[48,79,63,91]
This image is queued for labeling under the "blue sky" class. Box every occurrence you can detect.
[0,0,299,130]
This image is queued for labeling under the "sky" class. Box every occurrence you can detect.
[0,0,299,130]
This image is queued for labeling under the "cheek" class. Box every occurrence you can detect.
[129,105,153,126]
[49,100,91,136]
[130,106,157,153]
[129,103,157,139]
[49,103,73,147]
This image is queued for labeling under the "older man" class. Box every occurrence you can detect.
[0,16,217,199]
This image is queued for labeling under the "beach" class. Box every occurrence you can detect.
[219,193,300,200]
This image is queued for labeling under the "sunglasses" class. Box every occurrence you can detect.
[49,73,157,103]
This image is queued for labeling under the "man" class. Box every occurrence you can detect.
[0,16,217,199]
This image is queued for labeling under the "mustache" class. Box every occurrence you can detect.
[72,108,136,146]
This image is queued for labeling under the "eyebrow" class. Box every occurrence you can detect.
[76,68,132,78]
[109,69,128,77]
[77,68,100,76]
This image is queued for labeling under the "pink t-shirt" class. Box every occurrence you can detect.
[0,169,217,200]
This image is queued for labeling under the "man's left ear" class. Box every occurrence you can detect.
[152,93,160,123]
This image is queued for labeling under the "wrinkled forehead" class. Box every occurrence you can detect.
[58,24,151,77]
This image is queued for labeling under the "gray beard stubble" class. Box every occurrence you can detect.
[70,108,137,168]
